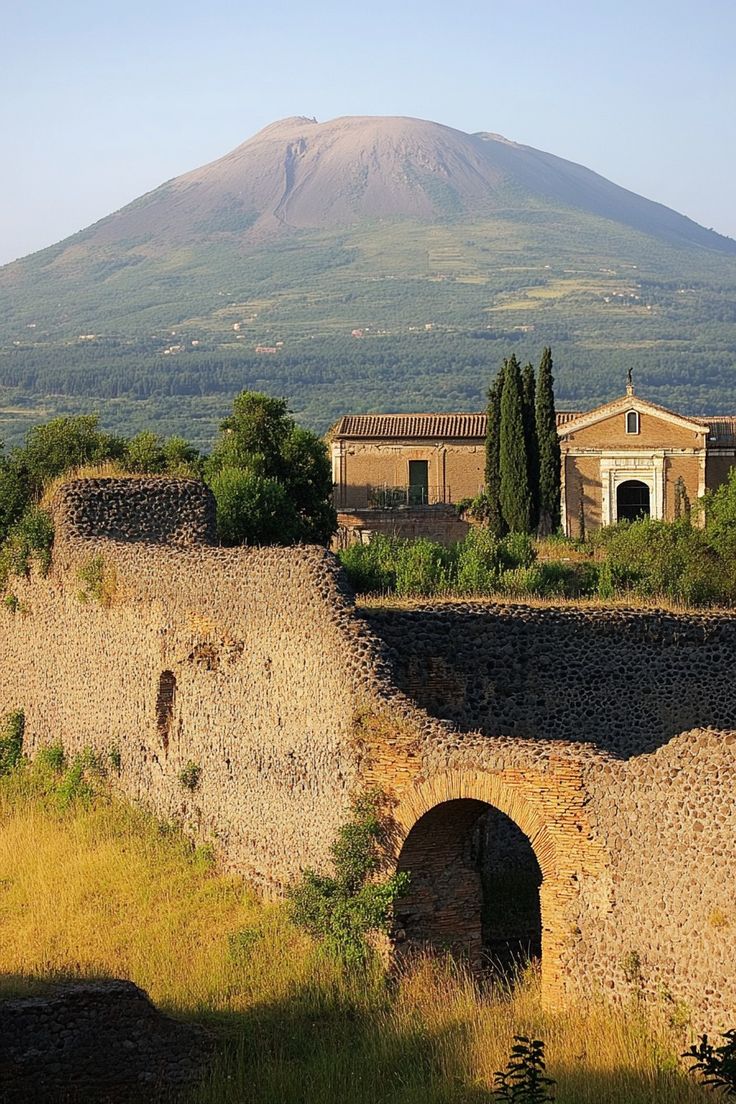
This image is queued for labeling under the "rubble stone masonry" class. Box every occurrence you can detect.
[0,479,733,1031]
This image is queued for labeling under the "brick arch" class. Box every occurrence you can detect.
[390,767,602,1007]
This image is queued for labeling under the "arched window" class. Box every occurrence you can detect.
[626,410,640,435]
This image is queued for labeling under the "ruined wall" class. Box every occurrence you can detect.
[364,601,736,1029]
[364,603,736,755]
[334,505,471,549]
[0,479,734,1030]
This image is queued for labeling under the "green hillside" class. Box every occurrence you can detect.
[1,115,735,447]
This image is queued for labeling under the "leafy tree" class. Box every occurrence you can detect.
[522,362,539,530]
[499,356,533,533]
[0,450,29,545]
[206,391,336,546]
[535,347,561,535]
[208,468,295,546]
[18,415,126,497]
[123,431,201,476]
[484,363,508,536]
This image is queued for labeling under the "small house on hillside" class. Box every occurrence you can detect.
[330,382,736,544]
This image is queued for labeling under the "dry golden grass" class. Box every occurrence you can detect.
[0,767,713,1103]
[356,591,718,615]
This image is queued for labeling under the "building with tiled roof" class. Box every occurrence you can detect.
[331,384,736,544]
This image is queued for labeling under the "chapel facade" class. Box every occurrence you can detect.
[330,382,736,543]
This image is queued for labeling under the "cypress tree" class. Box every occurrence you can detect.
[535,346,561,535]
[499,355,533,532]
[483,362,507,536]
[521,362,540,530]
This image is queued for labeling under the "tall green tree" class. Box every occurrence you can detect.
[499,356,533,533]
[483,362,507,536]
[521,362,540,530]
[206,391,336,546]
[535,347,561,535]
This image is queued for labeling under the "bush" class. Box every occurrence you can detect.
[179,761,201,791]
[339,537,397,593]
[455,527,502,594]
[0,711,24,775]
[77,555,118,607]
[0,507,54,588]
[394,538,453,597]
[290,790,410,965]
[599,519,728,606]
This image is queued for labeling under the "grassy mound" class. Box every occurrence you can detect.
[0,759,712,1103]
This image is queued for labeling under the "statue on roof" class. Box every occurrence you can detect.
[626,367,634,395]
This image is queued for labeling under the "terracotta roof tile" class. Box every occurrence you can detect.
[333,411,581,439]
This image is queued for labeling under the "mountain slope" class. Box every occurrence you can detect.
[1,115,735,446]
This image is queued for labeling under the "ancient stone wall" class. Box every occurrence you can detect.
[363,603,736,755]
[0,479,733,1031]
[0,981,208,1102]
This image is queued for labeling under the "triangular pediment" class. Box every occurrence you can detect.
[557,394,707,437]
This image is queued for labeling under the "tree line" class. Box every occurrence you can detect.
[482,346,561,536]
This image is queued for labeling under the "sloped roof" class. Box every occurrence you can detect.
[557,394,708,437]
[332,411,580,440]
[699,417,736,445]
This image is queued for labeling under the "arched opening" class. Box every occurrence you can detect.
[156,670,176,751]
[394,798,542,977]
[616,479,650,523]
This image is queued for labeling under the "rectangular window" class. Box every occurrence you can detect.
[626,411,640,435]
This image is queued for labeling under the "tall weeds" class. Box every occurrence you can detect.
[0,765,713,1103]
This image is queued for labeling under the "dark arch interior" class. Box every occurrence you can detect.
[617,479,650,522]
[394,799,542,977]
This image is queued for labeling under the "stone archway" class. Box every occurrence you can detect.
[389,768,602,1008]
[394,798,542,976]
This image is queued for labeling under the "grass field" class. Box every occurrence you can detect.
[0,761,716,1103]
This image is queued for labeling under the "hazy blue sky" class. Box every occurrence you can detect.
[2,0,735,265]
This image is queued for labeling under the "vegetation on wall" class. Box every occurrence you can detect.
[289,791,409,966]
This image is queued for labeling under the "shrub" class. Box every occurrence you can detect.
[179,761,201,791]
[600,519,727,606]
[339,537,397,593]
[493,1036,556,1102]
[683,1030,736,1096]
[35,742,66,773]
[55,748,103,808]
[455,527,502,594]
[394,538,453,597]
[77,555,118,607]
[3,593,19,614]
[0,710,24,775]
[289,790,410,965]
[0,506,54,588]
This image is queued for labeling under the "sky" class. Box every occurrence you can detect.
[2,0,735,265]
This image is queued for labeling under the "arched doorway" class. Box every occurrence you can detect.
[616,479,650,522]
[394,798,542,976]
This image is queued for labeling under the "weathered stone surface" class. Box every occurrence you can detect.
[0,478,733,1034]
[0,980,209,1102]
